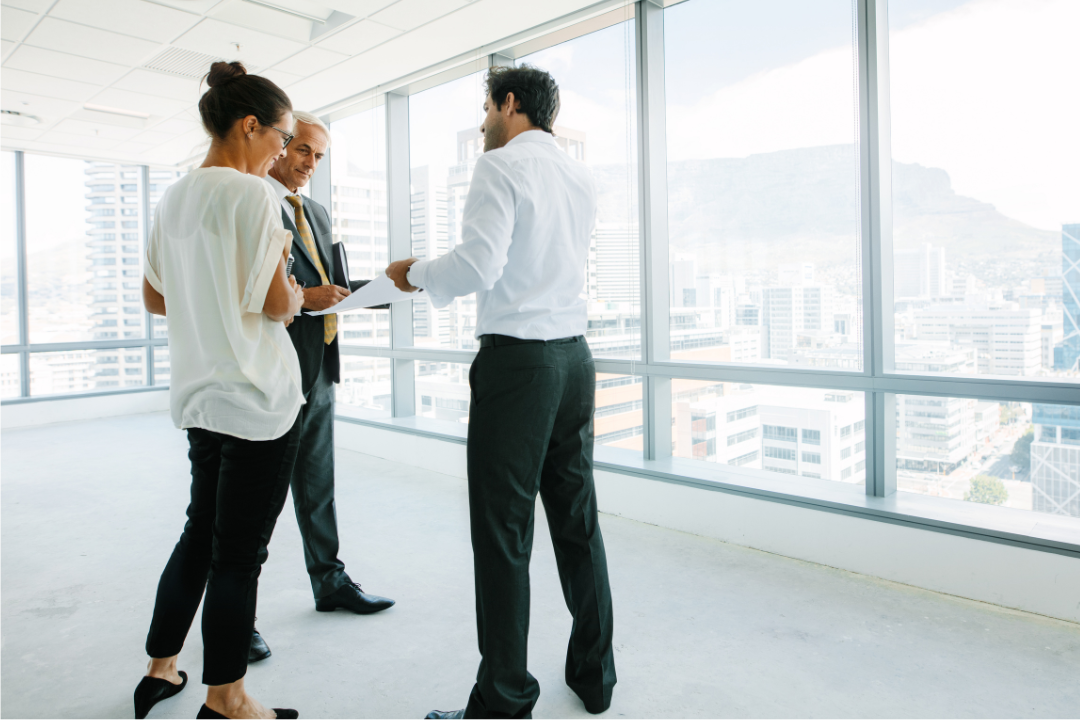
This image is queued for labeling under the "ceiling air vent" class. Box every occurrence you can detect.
[143,47,240,80]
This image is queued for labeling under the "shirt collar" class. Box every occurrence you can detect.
[264,174,297,202]
[505,129,556,148]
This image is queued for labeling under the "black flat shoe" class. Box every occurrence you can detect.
[134,671,187,719]
[196,704,298,719]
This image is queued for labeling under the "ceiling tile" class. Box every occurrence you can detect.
[274,45,348,76]
[147,116,202,135]
[35,129,120,150]
[22,17,163,66]
[52,118,143,141]
[87,87,190,118]
[261,68,305,89]
[130,129,178,147]
[315,18,399,56]
[209,0,320,44]
[0,88,79,121]
[0,6,38,42]
[320,0,397,18]
[172,18,307,71]
[369,0,469,32]
[112,69,204,103]
[49,0,202,44]
[0,124,44,141]
[2,39,16,61]
[2,45,130,85]
[150,0,230,14]
[3,0,52,11]
[1,68,103,103]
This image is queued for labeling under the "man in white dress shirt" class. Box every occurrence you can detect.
[387,66,616,720]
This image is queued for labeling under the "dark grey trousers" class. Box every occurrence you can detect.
[291,363,350,600]
[464,336,616,719]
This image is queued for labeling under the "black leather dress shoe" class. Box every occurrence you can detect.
[196,704,298,719]
[249,626,271,663]
[424,710,464,719]
[315,582,395,614]
[134,671,187,719]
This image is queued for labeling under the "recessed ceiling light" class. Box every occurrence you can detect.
[84,104,152,120]
[242,0,326,23]
[1,109,41,126]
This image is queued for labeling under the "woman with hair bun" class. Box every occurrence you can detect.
[132,61,305,720]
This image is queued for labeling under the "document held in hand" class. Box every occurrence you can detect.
[305,273,420,316]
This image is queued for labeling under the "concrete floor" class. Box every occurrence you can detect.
[2,413,1079,719]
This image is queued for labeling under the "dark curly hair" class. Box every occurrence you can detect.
[484,64,560,133]
[198,61,292,141]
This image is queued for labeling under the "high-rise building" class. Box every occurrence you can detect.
[761,285,831,361]
[332,169,391,346]
[1060,223,1080,371]
[913,304,1041,376]
[895,243,948,299]
[1031,404,1080,518]
[896,394,978,474]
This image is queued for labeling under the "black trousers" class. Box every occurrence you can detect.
[145,413,302,686]
[464,336,616,719]
[291,362,350,599]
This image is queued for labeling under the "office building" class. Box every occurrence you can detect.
[1062,223,1080,371]
[1031,404,1080,518]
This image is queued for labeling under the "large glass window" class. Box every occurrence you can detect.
[896,397,1079,518]
[409,70,488,351]
[416,361,471,424]
[25,157,147,345]
[664,0,862,369]
[337,356,392,420]
[595,373,644,452]
[2,151,18,346]
[331,103,391,347]
[29,348,146,396]
[1,354,19,399]
[673,379,866,486]
[518,19,640,360]
[888,0,1079,382]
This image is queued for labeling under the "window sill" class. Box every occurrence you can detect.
[337,413,1080,559]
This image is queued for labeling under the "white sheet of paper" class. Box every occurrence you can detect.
[304,273,418,316]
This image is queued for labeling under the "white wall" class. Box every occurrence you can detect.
[1,389,169,430]
[336,420,1080,624]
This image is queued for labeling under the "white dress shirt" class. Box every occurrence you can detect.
[146,167,304,441]
[407,130,597,340]
[265,174,301,220]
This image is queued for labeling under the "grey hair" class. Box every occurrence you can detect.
[292,110,331,146]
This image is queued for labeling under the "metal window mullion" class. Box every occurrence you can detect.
[15,151,30,397]
[636,0,671,460]
[140,165,155,387]
[386,89,415,417]
[856,0,895,495]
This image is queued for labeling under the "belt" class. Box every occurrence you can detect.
[478,334,582,348]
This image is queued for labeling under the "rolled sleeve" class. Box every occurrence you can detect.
[241,227,290,315]
[408,260,451,309]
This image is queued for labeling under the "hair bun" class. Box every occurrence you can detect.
[205,61,247,88]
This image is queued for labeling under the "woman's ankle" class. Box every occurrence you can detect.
[146,656,180,682]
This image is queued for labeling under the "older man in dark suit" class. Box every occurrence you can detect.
[254,111,394,661]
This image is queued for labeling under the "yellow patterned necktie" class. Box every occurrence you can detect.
[285,195,336,344]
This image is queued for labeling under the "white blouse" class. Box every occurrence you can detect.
[146,167,304,441]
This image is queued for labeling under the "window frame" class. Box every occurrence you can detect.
[5,0,1077,556]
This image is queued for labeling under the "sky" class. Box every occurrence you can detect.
[663,0,1079,231]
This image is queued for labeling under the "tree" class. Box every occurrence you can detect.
[965,474,1008,506]
[1011,426,1034,470]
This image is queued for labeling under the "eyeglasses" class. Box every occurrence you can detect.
[269,125,294,149]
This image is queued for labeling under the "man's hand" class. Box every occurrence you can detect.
[386,258,420,292]
[302,284,351,311]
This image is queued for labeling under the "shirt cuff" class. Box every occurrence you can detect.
[406,259,429,289]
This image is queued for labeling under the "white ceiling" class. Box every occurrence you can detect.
[1,0,603,168]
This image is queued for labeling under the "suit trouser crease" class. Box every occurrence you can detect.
[144,413,302,686]
[464,339,616,719]
[290,364,349,599]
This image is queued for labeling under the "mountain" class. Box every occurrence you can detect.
[591,144,1056,274]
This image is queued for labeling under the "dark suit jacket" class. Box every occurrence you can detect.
[281,195,370,394]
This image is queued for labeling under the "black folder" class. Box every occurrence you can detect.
[331,242,350,288]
